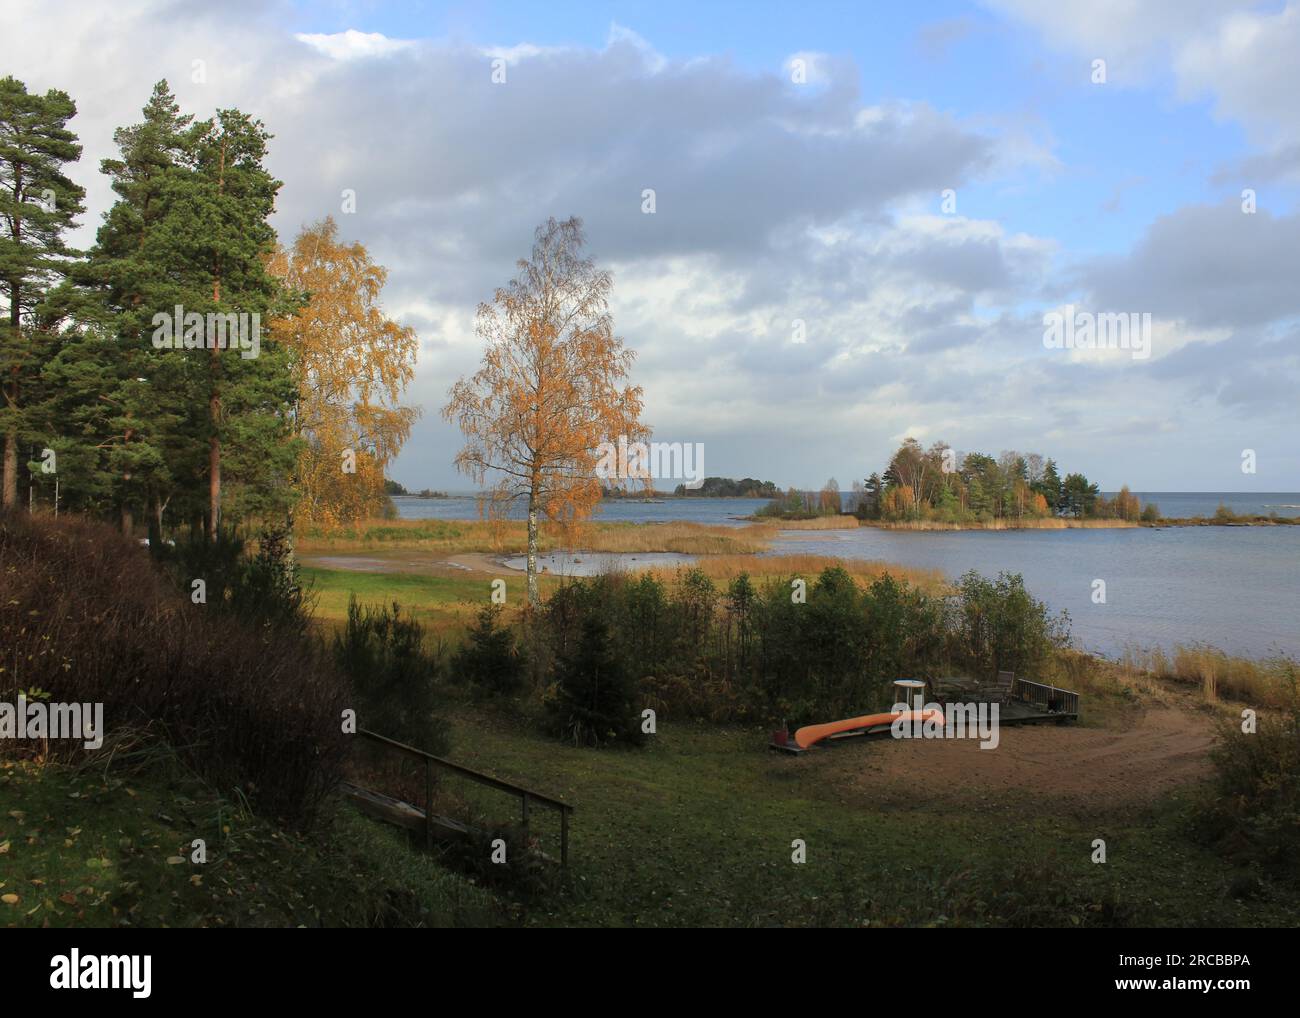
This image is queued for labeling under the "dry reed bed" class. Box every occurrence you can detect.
[296,518,771,555]
[1043,645,1298,711]
[748,516,861,530]
[644,554,948,593]
[1120,645,1298,707]
[863,518,1141,531]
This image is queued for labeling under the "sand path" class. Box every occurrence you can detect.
[801,705,1218,818]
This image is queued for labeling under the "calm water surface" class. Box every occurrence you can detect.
[400,493,1300,658]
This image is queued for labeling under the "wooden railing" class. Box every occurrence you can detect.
[1010,677,1080,716]
[356,727,573,867]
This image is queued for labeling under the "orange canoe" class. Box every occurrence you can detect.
[794,709,944,750]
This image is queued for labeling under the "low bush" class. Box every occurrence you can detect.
[438,819,557,902]
[1194,696,1300,880]
[950,570,1068,682]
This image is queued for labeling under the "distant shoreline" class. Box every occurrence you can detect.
[749,514,1300,530]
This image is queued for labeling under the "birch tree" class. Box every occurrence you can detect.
[444,217,647,606]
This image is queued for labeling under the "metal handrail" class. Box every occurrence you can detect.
[1010,677,1080,715]
[355,727,572,866]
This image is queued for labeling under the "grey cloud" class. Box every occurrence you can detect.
[1081,201,1300,329]
[915,17,981,61]
[1211,143,1300,186]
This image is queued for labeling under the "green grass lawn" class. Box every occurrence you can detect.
[5,712,1289,927]
[441,706,1293,928]
[304,565,491,620]
[300,565,553,633]
[0,754,498,929]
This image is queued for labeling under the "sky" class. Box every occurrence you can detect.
[3,0,1298,492]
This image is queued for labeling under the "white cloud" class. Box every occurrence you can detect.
[295,30,416,62]
[990,0,1300,146]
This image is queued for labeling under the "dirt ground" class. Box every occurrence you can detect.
[803,704,1219,819]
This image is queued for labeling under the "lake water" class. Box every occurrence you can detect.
[396,491,1300,524]
[399,493,1300,659]
[394,494,768,525]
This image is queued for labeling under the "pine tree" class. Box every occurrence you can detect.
[34,82,200,534]
[168,106,296,538]
[860,472,882,519]
[1035,458,1063,515]
[452,604,527,696]
[0,76,85,509]
[1061,472,1099,518]
[58,84,297,539]
[549,614,645,747]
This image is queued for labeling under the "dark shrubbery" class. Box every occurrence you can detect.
[1195,690,1300,881]
[525,564,1067,736]
[0,514,348,823]
[440,820,557,901]
[452,604,528,698]
[169,524,313,636]
[334,596,449,756]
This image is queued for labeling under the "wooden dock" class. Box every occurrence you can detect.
[769,676,1080,752]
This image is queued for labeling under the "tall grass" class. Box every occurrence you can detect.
[1120,644,1298,706]
[646,554,946,593]
[749,516,860,530]
[296,517,770,555]
[582,522,769,554]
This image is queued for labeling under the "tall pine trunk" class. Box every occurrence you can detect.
[3,202,20,510]
[208,380,221,540]
[1,428,15,510]
[207,136,228,541]
[3,295,18,510]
